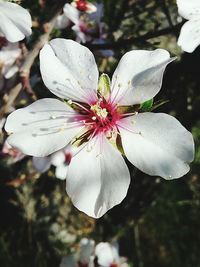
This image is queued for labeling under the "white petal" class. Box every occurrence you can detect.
[111,49,173,105]
[95,243,115,267]
[118,113,194,179]
[79,238,95,264]
[0,42,20,78]
[66,136,130,218]
[72,24,87,43]
[33,156,51,173]
[85,2,97,13]
[0,2,32,42]
[178,19,200,53]
[54,14,70,29]
[5,98,83,157]
[63,4,79,24]
[4,65,19,79]
[40,39,99,103]
[51,150,65,166]
[177,0,200,20]
[55,165,68,180]
[0,42,21,65]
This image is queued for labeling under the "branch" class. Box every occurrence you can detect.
[87,22,183,50]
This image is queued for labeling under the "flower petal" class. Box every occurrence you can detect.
[33,156,51,173]
[79,238,95,264]
[54,14,70,29]
[0,2,32,42]
[63,3,79,25]
[178,19,200,53]
[40,39,99,103]
[66,136,130,218]
[51,151,65,166]
[55,165,68,180]
[118,113,194,179]
[5,98,83,157]
[177,0,200,20]
[111,49,173,105]
[95,242,118,267]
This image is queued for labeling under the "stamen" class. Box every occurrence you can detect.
[69,100,91,113]
[117,123,142,135]
[120,111,138,117]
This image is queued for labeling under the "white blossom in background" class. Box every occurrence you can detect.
[5,39,194,218]
[177,0,200,53]
[55,0,97,31]
[0,0,32,42]
[55,3,102,43]
[2,140,25,163]
[33,146,72,180]
[0,42,21,79]
[55,2,113,57]
[71,0,97,13]
[60,238,95,267]
[95,242,129,267]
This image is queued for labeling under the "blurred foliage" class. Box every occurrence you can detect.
[0,0,200,267]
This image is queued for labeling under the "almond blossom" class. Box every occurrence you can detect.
[0,41,21,79]
[60,238,95,267]
[55,0,97,31]
[1,140,25,163]
[55,3,102,43]
[33,146,72,180]
[0,0,32,42]
[0,41,22,91]
[95,242,129,267]
[177,0,200,53]
[5,39,194,218]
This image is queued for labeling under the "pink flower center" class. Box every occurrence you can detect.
[76,0,88,12]
[86,99,120,135]
[64,152,72,165]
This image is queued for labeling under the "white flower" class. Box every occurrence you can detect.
[60,238,95,267]
[0,42,21,78]
[2,140,25,163]
[33,146,72,180]
[5,39,194,218]
[55,0,97,31]
[95,242,129,267]
[177,0,200,53]
[0,0,32,42]
[55,3,102,43]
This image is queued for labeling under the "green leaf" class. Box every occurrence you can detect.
[140,99,154,112]
[97,73,111,99]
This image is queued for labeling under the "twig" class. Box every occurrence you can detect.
[134,222,144,267]
[0,83,22,117]
[87,22,183,50]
